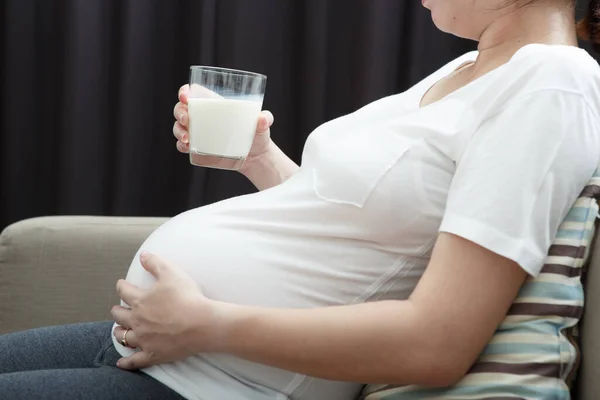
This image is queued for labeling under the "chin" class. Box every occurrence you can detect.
[430,12,479,41]
[430,11,452,34]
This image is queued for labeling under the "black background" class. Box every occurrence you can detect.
[0,0,596,230]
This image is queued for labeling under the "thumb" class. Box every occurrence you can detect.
[263,110,274,127]
[117,351,154,370]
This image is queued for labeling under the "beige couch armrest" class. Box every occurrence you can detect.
[0,216,168,334]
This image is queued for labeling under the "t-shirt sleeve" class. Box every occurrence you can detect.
[439,90,600,276]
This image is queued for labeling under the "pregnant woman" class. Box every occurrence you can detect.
[2,0,600,399]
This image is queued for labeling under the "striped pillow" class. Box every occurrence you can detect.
[361,166,600,400]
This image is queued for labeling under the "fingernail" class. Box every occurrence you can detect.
[116,360,122,367]
[178,114,185,123]
[140,251,150,260]
[182,136,188,144]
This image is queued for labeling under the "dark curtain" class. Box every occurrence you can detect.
[0,0,595,230]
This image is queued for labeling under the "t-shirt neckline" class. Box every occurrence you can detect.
[414,43,586,111]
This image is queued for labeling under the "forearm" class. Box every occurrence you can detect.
[212,300,449,386]
[240,141,299,191]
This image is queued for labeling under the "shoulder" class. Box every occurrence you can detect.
[510,43,598,73]
[470,45,600,124]
[470,46,600,155]
[502,44,600,104]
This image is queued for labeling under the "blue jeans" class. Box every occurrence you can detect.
[0,321,186,400]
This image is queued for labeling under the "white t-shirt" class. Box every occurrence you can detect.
[113,44,600,400]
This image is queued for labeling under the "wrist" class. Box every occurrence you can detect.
[238,141,275,177]
[205,300,251,354]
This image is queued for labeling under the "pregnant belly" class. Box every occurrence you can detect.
[120,205,371,399]
[124,203,399,308]
[125,207,326,307]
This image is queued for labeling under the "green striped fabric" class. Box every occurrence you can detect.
[362,166,600,400]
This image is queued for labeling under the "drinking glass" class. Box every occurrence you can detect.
[187,66,267,170]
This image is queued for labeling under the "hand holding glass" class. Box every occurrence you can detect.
[187,66,267,170]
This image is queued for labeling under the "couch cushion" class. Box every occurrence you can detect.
[0,216,168,334]
[362,167,600,400]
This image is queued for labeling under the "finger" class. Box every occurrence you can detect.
[116,279,145,307]
[117,352,154,371]
[114,326,138,349]
[178,84,190,105]
[173,103,188,127]
[113,325,126,340]
[139,251,163,278]
[111,305,133,329]
[173,122,188,143]
[176,141,190,154]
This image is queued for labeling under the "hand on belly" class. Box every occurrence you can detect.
[111,251,218,371]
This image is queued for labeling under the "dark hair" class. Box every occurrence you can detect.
[577,0,600,52]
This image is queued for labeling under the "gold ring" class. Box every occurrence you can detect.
[121,329,131,348]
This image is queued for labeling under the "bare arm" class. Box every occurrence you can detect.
[213,233,527,386]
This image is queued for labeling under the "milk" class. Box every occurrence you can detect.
[187,97,262,159]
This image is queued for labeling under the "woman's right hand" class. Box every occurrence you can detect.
[172,84,275,166]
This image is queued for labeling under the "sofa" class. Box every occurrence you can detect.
[1,215,599,399]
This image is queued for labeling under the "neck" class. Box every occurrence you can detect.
[477,0,578,62]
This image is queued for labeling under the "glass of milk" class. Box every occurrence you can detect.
[187,66,267,170]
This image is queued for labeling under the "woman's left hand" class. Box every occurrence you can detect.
[111,252,216,370]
